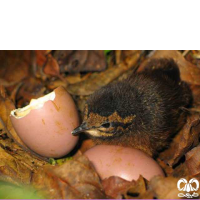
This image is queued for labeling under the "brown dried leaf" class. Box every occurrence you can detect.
[126,176,152,199]
[185,145,200,177]
[34,50,58,79]
[32,155,106,199]
[0,146,32,184]
[0,96,14,131]
[133,190,154,199]
[35,50,49,67]
[0,86,6,98]
[0,94,24,147]
[67,51,141,96]
[54,50,107,73]
[0,51,30,85]
[0,136,47,169]
[190,85,200,106]
[0,79,20,87]
[150,176,181,199]
[171,163,189,178]
[47,79,67,90]
[16,77,47,108]
[159,113,200,166]
[102,175,152,199]
[102,176,135,199]
[43,54,60,77]
[64,73,83,84]
[157,158,190,178]
[139,50,200,86]
[121,50,139,59]
[115,50,144,67]
[115,50,122,64]
[156,158,173,176]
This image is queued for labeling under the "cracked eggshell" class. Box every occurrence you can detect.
[84,145,164,181]
[10,86,79,158]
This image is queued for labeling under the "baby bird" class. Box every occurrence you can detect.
[72,58,192,156]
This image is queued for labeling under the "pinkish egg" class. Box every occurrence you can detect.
[10,86,79,158]
[84,145,164,181]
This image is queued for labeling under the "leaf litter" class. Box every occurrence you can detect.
[0,50,200,199]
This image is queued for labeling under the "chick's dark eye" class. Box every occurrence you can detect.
[101,123,111,128]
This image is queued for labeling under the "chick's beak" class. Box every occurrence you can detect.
[71,122,89,136]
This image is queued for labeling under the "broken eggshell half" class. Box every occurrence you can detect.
[10,86,79,158]
[84,145,165,181]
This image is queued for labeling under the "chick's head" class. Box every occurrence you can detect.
[72,83,136,138]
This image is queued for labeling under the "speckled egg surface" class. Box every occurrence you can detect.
[10,86,79,158]
[84,145,164,181]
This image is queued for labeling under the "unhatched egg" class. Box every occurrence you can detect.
[10,86,79,158]
[84,145,164,181]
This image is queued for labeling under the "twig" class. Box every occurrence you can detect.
[182,50,190,57]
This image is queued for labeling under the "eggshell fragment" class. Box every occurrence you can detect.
[10,86,79,158]
[84,145,164,181]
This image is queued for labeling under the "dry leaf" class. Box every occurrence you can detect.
[32,155,106,199]
[122,50,140,60]
[15,77,47,108]
[172,163,189,178]
[190,85,200,106]
[115,50,144,66]
[102,176,135,199]
[125,176,152,199]
[159,113,200,166]
[0,146,32,184]
[157,157,189,178]
[43,54,60,77]
[0,136,47,169]
[35,50,49,67]
[102,175,153,199]
[54,50,107,73]
[151,176,200,199]
[33,50,57,79]
[0,51,30,84]
[0,93,25,147]
[139,50,200,86]
[156,158,173,176]
[67,50,141,96]
[150,176,181,199]
[185,145,200,177]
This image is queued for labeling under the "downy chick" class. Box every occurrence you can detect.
[72,58,192,156]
